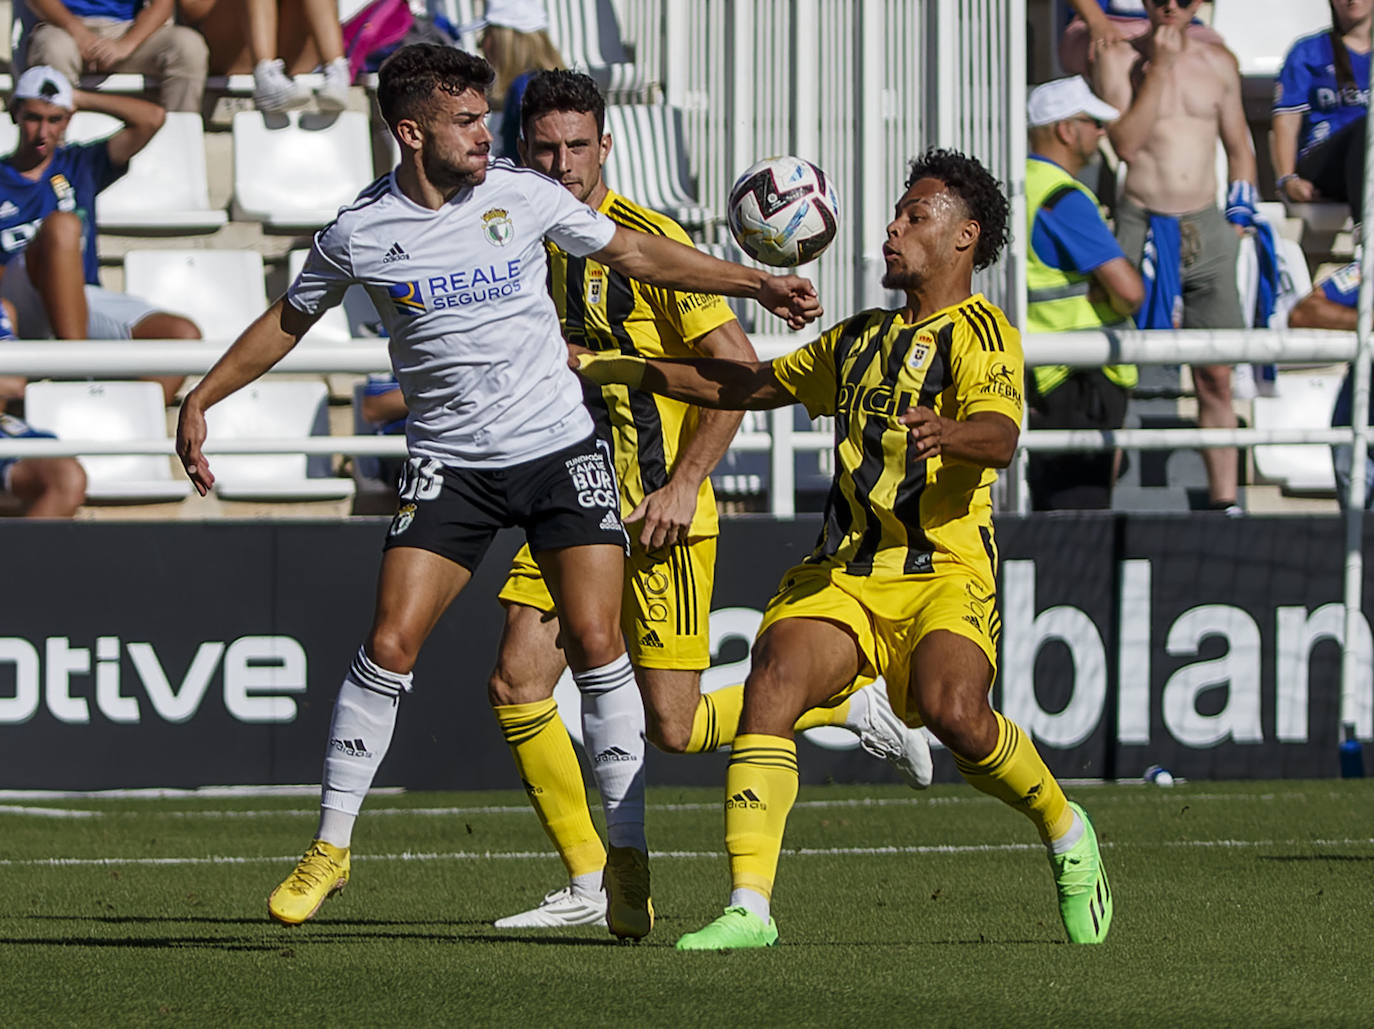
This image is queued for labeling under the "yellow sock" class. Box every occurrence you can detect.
[953,711,1075,844]
[793,694,851,732]
[684,686,852,752]
[493,699,606,878]
[724,734,799,901]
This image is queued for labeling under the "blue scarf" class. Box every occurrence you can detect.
[1133,213,1182,330]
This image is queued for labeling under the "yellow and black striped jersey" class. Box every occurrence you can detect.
[548,188,736,538]
[771,295,1023,579]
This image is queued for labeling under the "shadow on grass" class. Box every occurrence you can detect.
[1258,854,1374,862]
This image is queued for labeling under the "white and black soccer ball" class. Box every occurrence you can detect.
[726,156,839,267]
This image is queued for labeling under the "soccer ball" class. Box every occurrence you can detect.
[726,156,839,267]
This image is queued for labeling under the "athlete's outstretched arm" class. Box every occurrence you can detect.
[571,344,795,411]
[590,226,822,330]
[175,299,319,495]
[627,319,755,549]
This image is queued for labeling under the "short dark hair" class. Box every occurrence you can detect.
[377,44,495,128]
[904,148,1010,271]
[519,69,606,139]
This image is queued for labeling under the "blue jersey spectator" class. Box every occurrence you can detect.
[0,137,119,285]
[1272,3,1372,220]
[0,66,201,403]
[1288,262,1372,507]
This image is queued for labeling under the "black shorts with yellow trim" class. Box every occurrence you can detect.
[758,561,1000,726]
[498,535,717,671]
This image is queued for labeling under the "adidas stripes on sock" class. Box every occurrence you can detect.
[317,646,411,849]
[724,733,799,912]
[953,711,1075,845]
[574,652,646,852]
[493,697,607,879]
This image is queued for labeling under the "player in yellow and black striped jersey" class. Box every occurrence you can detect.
[485,70,931,939]
[576,148,1114,951]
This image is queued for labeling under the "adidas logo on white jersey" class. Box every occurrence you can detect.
[382,241,409,263]
[600,510,621,532]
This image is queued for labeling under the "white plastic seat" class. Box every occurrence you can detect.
[232,110,375,229]
[1210,1,1331,78]
[123,249,267,345]
[1252,369,1344,493]
[603,104,711,227]
[206,380,356,500]
[545,0,652,101]
[62,112,227,232]
[22,381,190,502]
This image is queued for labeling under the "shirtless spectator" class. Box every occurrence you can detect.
[1093,0,1257,515]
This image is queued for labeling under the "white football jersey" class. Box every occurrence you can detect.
[287,162,617,467]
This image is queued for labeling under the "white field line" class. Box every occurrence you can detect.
[0,805,100,818]
[2,837,1373,868]
[0,790,1338,820]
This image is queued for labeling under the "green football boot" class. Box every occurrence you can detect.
[675,906,779,951]
[1048,801,1113,943]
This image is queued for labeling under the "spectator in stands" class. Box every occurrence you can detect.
[468,0,564,160]
[0,300,87,518]
[1025,76,1144,511]
[0,67,199,404]
[1093,0,1256,515]
[1272,0,1371,225]
[24,0,208,113]
[358,373,406,490]
[1059,0,1223,77]
[242,0,350,113]
[1287,262,1373,507]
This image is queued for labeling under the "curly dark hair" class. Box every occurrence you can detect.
[904,148,1010,270]
[377,44,494,129]
[520,69,606,138]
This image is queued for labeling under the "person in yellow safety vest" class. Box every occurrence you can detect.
[1025,75,1144,510]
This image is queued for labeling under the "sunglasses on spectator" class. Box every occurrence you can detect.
[1148,0,1193,8]
[1072,116,1105,129]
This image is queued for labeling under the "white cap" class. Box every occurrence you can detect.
[462,0,549,36]
[11,65,74,110]
[1026,76,1118,128]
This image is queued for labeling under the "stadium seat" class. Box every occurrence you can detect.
[205,380,356,501]
[1210,0,1331,78]
[603,104,712,228]
[1252,368,1344,493]
[545,0,653,101]
[231,110,374,229]
[350,381,401,510]
[123,249,268,345]
[22,381,191,502]
[62,112,227,233]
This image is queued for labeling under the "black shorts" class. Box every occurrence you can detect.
[383,433,629,570]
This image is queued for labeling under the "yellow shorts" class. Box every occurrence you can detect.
[497,537,717,670]
[758,562,1000,726]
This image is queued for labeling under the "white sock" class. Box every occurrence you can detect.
[574,653,646,851]
[570,870,602,899]
[729,887,770,923]
[1048,809,1086,855]
[317,646,412,848]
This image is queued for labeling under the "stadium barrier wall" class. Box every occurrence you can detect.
[0,514,1365,791]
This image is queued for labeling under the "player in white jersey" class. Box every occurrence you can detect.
[173,44,821,930]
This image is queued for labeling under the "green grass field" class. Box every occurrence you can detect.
[4,780,1373,1027]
